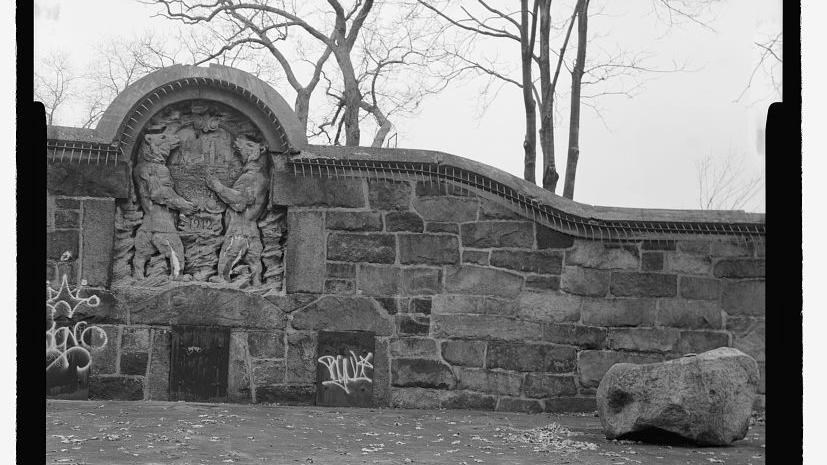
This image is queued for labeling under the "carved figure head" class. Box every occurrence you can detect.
[140,133,181,164]
[233,135,266,163]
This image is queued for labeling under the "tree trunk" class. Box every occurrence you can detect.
[334,48,362,146]
[294,88,311,135]
[520,0,537,183]
[563,0,589,199]
[537,0,559,193]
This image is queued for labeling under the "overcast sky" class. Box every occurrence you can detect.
[34,0,780,212]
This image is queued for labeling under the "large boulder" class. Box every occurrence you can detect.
[596,347,759,446]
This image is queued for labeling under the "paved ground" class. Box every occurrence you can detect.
[46,400,765,465]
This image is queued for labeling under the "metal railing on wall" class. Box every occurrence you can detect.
[287,157,765,244]
[46,140,124,166]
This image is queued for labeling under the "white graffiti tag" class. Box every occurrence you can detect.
[317,351,373,394]
[46,274,108,374]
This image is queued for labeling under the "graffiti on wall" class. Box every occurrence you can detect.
[46,275,108,378]
[317,351,374,394]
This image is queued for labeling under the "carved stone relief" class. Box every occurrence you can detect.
[112,100,286,291]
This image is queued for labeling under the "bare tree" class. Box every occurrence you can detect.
[419,0,718,195]
[34,52,75,125]
[735,31,782,103]
[696,152,764,211]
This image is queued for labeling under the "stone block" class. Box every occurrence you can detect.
[148,329,171,401]
[455,367,523,396]
[399,234,460,265]
[409,297,432,314]
[675,330,730,354]
[412,197,478,222]
[415,181,473,197]
[129,286,287,329]
[373,338,390,406]
[326,211,383,231]
[249,331,285,358]
[711,240,754,258]
[566,241,639,269]
[666,253,712,275]
[120,352,148,376]
[486,341,576,373]
[425,223,459,234]
[389,337,438,358]
[55,198,80,209]
[577,350,663,388]
[89,325,120,376]
[357,265,400,296]
[490,249,563,274]
[81,198,116,287]
[461,250,489,266]
[525,275,560,290]
[390,387,442,409]
[431,314,543,341]
[255,385,315,405]
[48,230,79,260]
[561,266,610,297]
[523,374,577,398]
[543,323,607,349]
[54,210,80,228]
[324,279,355,294]
[397,314,430,335]
[478,198,524,220]
[385,212,424,232]
[292,296,394,335]
[391,358,456,389]
[262,293,320,314]
[431,295,517,315]
[121,328,150,351]
[721,280,765,316]
[252,359,285,386]
[581,298,657,327]
[227,331,250,402]
[657,300,722,329]
[610,272,677,297]
[676,241,710,255]
[607,328,680,353]
[713,259,766,278]
[286,211,325,293]
[444,265,523,297]
[545,397,597,413]
[536,226,575,249]
[727,317,765,362]
[326,262,356,278]
[47,162,130,198]
[327,233,396,263]
[441,340,486,367]
[460,222,534,248]
[641,240,675,251]
[641,252,664,271]
[516,292,581,323]
[440,391,497,410]
[374,297,402,315]
[497,397,544,414]
[679,276,721,301]
[271,176,365,207]
[89,376,144,401]
[368,180,411,210]
[285,332,317,384]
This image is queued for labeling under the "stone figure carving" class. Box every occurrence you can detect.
[205,135,270,286]
[132,133,197,280]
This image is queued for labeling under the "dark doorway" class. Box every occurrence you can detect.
[169,325,230,402]
[316,331,375,407]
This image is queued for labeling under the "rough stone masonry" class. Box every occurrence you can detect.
[45,64,766,414]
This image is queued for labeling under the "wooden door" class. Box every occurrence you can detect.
[316,331,375,407]
[169,325,230,402]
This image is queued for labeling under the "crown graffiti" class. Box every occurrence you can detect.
[46,275,100,320]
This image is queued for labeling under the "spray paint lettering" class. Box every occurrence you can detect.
[317,351,373,394]
[46,275,108,375]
